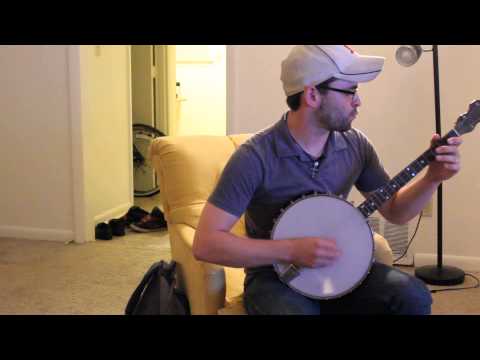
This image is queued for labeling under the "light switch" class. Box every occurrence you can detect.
[95,46,101,57]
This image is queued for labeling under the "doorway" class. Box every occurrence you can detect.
[129,45,227,211]
[130,45,174,200]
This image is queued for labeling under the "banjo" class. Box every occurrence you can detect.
[271,100,480,300]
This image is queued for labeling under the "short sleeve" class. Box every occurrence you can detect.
[208,144,264,217]
[355,131,391,193]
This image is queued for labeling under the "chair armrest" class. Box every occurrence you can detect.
[373,232,394,266]
[168,223,228,315]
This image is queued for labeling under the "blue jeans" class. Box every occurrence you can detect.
[243,262,432,315]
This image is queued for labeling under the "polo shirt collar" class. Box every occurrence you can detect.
[274,112,348,159]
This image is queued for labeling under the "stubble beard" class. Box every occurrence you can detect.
[316,107,353,133]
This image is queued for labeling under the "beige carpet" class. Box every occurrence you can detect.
[0,230,171,315]
[397,265,480,315]
[0,196,172,315]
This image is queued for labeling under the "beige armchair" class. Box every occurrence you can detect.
[150,134,394,315]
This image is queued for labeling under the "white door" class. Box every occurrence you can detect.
[130,45,176,195]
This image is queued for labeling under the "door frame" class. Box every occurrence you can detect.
[69,45,134,244]
[68,45,88,243]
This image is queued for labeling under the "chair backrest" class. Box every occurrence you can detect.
[150,134,251,230]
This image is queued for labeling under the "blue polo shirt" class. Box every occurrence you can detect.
[208,113,390,242]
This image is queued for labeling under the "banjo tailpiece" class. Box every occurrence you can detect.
[278,264,301,283]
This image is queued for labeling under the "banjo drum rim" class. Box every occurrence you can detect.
[271,193,375,300]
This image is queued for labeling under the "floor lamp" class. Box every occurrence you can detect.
[395,45,465,286]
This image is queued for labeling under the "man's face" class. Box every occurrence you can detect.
[315,79,361,132]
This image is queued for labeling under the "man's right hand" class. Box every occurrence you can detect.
[290,237,342,268]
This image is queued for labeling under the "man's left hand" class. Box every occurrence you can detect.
[426,134,463,183]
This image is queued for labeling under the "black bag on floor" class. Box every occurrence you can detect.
[125,260,190,315]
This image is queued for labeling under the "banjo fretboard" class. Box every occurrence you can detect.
[358,129,459,218]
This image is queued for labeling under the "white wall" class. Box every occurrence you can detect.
[227,45,292,135]
[0,45,133,243]
[227,45,480,265]
[436,46,480,258]
[78,45,133,242]
[0,45,74,241]
[175,45,226,136]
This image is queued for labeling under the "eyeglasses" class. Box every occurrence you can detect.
[317,86,358,97]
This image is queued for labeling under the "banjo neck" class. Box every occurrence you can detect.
[357,129,459,218]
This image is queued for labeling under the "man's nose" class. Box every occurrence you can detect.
[352,93,361,107]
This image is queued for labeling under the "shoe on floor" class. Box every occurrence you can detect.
[130,206,167,233]
[108,218,126,236]
[119,206,150,225]
[95,222,113,240]
[150,206,167,226]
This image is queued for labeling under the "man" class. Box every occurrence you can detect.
[193,45,463,314]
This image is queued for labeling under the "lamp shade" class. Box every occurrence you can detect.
[395,45,423,67]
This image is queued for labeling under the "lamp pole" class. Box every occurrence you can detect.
[413,45,465,286]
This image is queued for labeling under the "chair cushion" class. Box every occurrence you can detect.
[150,136,237,227]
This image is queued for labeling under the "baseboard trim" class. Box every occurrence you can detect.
[0,225,74,243]
[93,202,132,225]
[414,253,480,272]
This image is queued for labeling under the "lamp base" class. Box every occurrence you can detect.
[415,265,465,286]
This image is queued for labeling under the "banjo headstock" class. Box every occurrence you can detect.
[454,100,480,136]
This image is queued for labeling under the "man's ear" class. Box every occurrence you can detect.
[303,86,322,108]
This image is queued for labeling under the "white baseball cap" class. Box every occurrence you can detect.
[281,45,385,96]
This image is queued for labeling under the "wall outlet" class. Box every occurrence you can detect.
[422,198,433,217]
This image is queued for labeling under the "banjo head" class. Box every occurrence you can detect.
[271,194,374,300]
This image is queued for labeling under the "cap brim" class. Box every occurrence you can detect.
[334,55,384,83]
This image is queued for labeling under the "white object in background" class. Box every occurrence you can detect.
[177,45,214,64]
